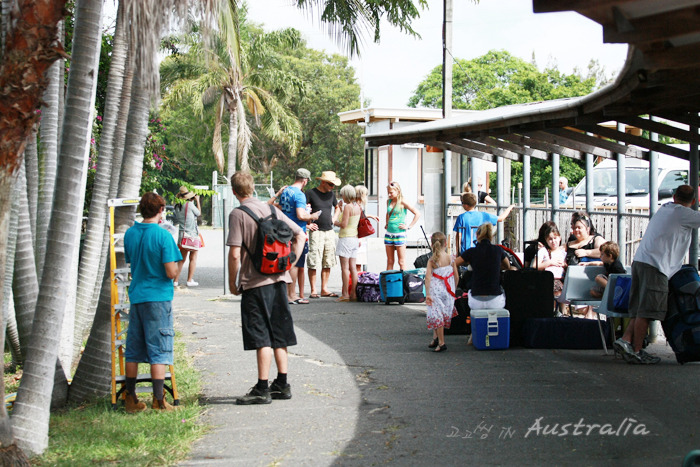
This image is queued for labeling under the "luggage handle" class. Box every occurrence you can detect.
[487,313,499,336]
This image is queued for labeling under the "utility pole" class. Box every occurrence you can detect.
[442,0,453,235]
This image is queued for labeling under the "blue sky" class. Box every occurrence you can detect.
[246,0,628,108]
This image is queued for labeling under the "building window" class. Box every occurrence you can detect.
[365,147,378,196]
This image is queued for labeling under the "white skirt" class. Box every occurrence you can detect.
[336,237,359,258]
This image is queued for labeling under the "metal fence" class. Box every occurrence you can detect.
[211,183,274,228]
[448,204,652,264]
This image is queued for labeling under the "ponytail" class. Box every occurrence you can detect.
[430,231,447,267]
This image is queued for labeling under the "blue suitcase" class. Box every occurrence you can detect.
[379,270,404,305]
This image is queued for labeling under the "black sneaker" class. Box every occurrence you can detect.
[236,386,272,405]
[270,380,292,400]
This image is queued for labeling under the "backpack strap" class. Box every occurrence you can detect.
[237,205,261,257]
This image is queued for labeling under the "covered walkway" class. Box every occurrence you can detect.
[364,0,700,263]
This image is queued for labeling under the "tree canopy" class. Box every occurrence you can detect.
[408,49,612,191]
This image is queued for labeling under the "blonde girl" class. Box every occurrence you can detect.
[385,181,421,270]
[424,232,459,353]
[334,185,361,302]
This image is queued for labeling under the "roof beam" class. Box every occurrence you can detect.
[528,130,618,159]
[444,137,521,161]
[504,133,582,160]
[543,128,646,158]
[616,115,700,145]
[425,140,498,163]
[473,136,549,160]
[573,124,690,159]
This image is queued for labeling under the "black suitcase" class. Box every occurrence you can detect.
[522,317,611,349]
[445,270,472,335]
[503,269,555,346]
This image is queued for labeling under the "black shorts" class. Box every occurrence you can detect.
[241,282,297,350]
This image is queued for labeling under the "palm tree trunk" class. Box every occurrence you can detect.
[73,1,128,360]
[227,109,237,179]
[11,0,104,455]
[3,167,21,368]
[23,126,38,243]
[12,160,38,356]
[0,170,29,467]
[35,58,62,261]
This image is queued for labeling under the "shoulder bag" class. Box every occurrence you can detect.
[357,209,375,238]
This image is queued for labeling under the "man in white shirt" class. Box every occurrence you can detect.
[614,185,700,364]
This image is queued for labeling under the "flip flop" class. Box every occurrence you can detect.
[321,292,339,298]
[310,294,321,299]
[335,297,350,302]
[293,298,310,305]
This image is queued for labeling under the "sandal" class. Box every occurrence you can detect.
[310,294,321,299]
[428,338,439,349]
[294,298,310,304]
[321,292,339,298]
[434,344,447,352]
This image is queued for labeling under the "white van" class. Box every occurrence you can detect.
[562,151,690,209]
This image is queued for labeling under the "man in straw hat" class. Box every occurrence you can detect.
[306,171,341,298]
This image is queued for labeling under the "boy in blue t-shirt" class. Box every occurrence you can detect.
[453,192,515,255]
[123,192,182,412]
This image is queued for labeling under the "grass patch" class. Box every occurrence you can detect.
[26,334,207,466]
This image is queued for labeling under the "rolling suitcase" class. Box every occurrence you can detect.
[379,270,404,305]
[503,269,555,346]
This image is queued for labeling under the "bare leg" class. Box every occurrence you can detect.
[396,245,407,270]
[288,267,299,302]
[273,347,288,374]
[320,267,331,295]
[349,257,358,300]
[186,250,198,282]
[385,245,395,270]
[339,256,350,300]
[308,268,318,296]
[621,317,636,344]
[632,317,649,352]
[297,267,305,299]
[256,347,273,381]
[150,363,166,380]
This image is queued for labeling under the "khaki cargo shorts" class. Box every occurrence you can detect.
[307,229,337,270]
[628,261,668,320]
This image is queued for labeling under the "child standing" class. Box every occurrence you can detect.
[585,241,626,298]
[424,232,459,353]
[536,221,567,300]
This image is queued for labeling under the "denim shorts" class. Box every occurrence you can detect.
[125,301,175,365]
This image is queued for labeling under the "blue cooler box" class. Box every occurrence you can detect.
[379,270,404,304]
[471,309,510,350]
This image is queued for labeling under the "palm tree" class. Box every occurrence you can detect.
[160,8,303,179]
[0,0,68,462]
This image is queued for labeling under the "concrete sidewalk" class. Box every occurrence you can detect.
[176,229,699,466]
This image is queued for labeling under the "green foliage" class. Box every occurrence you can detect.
[409,50,603,191]
[254,46,364,187]
[295,0,427,57]
[408,50,602,110]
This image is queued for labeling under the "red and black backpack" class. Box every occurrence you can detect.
[238,205,296,275]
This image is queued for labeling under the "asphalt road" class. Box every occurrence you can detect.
[175,228,700,467]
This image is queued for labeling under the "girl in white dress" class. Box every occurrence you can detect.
[424,231,459,352]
